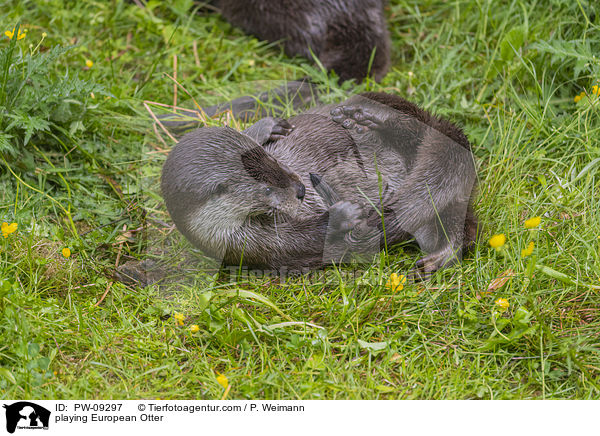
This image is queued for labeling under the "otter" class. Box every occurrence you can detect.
[161,92,478,274]
[218,0,391,82]
[132,1,389,82]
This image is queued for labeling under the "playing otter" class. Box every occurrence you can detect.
[161,92,478,274]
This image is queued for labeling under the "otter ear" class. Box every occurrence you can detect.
[241,147,265,180]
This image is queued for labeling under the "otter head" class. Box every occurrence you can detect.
[239,145,305,218]
[161,127,305,257]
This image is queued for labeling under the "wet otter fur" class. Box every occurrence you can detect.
[161,92,478,274]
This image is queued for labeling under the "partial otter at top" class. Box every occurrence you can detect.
[219,0,391,82]
[161,92,478,274]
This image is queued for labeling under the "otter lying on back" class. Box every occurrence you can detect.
[161,92,478,274]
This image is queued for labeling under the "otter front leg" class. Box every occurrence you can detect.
[323,200,387,264]
[328,201,365,235]
[242,117,294,145]
[321,200,366,264]
[309,173,364,234]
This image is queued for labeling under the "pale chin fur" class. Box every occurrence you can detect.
[185,190,301,258]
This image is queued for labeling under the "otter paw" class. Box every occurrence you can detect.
[243,117,295,144]
[330,105,382,133]
[269,118,295,141]
[411,246,460,280]
[329,201,365,234]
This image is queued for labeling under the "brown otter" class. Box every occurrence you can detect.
[161,92,478,274]
[218,0,391,82]
[131,1,390,82]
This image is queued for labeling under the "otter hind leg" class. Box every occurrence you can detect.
[330,105,383,133]
[410,203,471,278]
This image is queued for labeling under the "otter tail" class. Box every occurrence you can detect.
[156,78,318,136]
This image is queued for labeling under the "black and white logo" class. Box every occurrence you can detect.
[2,402,50,434]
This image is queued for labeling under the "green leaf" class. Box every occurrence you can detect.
[197,290,213,311]
[6,111,50,145]
[305,353,325,370]
[500,26,527,61]
[219,289,290,320]
[28,342,40,358]
[375,385,395,393]
[0,367,16,384]
[36,356,51,371]
[69,120,85,136]
[513,307,532,328]
[0,132,15,155]
[525,255,537,278]
[495,317,510,331]
[358,339,388,352]
[0,279,14,299]
[487,25,528,79]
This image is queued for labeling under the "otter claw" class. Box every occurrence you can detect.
[330,107,343,117]
[412,247,459,280]
[341,105,359,116]
[341,119,356,129]
[269,119,294,140]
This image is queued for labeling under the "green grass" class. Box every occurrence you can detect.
[1,0,599,399]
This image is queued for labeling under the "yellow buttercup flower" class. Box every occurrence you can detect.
[495,298,509,311]
[488,233,506,249]
[5,27,27,40]
[61,247,71,258]
[592,85,600,97]
[521,241,534,258]
[85,59,93,68]
[1,222,18,238]
[190,324,200,333]
[173,312,185,326]
[574,94,582,103]
[524,216,541,228]
[385,273,406,292]
[216,372,229,389]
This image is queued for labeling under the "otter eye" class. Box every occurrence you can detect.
[264,187,273,196]
[214,184,227,195]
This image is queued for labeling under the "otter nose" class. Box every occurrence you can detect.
[296,183,306,200]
